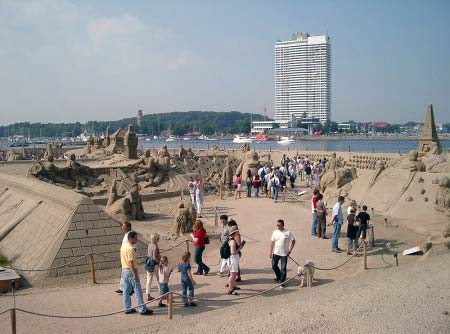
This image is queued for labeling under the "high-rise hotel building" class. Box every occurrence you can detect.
[275,33,331,124]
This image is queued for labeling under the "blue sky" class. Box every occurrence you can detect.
[0,0,449,124]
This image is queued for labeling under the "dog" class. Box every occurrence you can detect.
[297,260,315,287]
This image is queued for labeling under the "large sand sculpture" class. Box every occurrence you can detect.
[0,173,146,281]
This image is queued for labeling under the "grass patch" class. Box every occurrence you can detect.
[0,255,10,266]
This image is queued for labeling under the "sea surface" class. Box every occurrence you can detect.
[1,138,449,154]
[141,138,450,154]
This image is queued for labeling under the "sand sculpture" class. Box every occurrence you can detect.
[30,153,99,190]
[236,150,260,176]
[172,201,196,236]
[105,178,145,222]
[434,176,450,216]
[417,104,440,153]
[221,157,234,191]
[319,152,357,195]
[124,123,138,159]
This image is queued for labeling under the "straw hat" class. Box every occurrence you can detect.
[229,226,239,236]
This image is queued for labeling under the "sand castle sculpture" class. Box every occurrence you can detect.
[172,201,196,236]
[236,150,260,176]
[30,152,99,191]
[221,157,234,191]
[105,178,145,222]
[130,146,171,187]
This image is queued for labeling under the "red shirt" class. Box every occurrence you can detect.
[194,228,206,247]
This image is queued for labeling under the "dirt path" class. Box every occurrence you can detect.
[0,192,427,334]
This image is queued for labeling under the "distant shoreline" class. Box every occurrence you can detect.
[295,136,450,141]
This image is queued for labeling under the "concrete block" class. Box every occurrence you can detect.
[93,255,106,263]
[87,228,105,237]
[92,219,111,228]
[104,227,123,236]
[72,214,84,222]
[81,237,100,247]
[96,261,118,270]
[98,211,111,220]
[57,266,79,276]
[109,219,121,227]
[61,239,81,249]
[68,230,89,239]
[68,223,77,231]
[75,221,94,230]
[72,246,91,257]
[77,265,91,274]
[65,256,87,265]
[88,205,100,213]
[110,243,121,252]
[82,212,101,221]
[98,235,117,245]
[92,245,111,254]
[77,205,90,213]
[56,248,73,258]
[52,258,65,267]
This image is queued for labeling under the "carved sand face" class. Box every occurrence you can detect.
[145,149,151,158]
[408,150,418,161]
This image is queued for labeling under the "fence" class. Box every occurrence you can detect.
[1,225,384,334]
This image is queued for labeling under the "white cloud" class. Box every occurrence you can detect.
[86,13,146,43]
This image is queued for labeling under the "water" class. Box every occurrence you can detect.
[140,138,450,154]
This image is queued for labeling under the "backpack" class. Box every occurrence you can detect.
[220,237,234,259]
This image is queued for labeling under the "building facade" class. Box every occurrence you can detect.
[275,33,331,124]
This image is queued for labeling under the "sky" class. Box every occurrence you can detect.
[0,0,449,125]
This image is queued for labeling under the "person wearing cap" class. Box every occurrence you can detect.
[330,196,345,253]
[227,225,242,295]
[269,219,296,289]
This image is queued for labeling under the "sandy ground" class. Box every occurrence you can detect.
[0,184,442,334]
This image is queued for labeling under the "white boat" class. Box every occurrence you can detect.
[166,135,176,142]
[232,135,253,144]
[277,136,295,144]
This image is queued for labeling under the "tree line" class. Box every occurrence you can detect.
[0,111,268,138]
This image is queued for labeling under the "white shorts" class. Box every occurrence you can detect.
[236,184,242,191]
[228,254,240,273]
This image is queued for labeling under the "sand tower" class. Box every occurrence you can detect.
[417,104,440,153]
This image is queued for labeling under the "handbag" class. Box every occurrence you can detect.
[144,256,157,272]
[204,236,210,244]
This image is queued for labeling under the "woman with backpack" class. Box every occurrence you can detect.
[245,169,252,198]
[252,174,261,197]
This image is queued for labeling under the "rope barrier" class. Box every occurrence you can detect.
[2,254,90,272]
[0,293,170,319]
[0,271,307,319]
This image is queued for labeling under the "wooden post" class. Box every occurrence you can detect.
[370,225,375,247]
[10,308,16,334]
[214,207,218,227]
[168,292,174,320]
[185,240,190,253]
[363,242,367,270]
[89,253,96,284]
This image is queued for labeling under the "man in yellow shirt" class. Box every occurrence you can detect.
[120,231,153,315]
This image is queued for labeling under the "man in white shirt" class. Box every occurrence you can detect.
[330,196,345,253]
[269,219,296,288]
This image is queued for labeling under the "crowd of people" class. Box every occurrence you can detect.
[233,154,327,202]
[117,153,373,315]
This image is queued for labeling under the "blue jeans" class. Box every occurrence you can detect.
[332,223,342,251]
[246,182,252,197]
[194,246,210,274]
[254,186,259,197]
[121,269,148,314]
[311,212,318,235]
[181,277,194,304]
[273,185,279,201]
[272,254,288,285]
